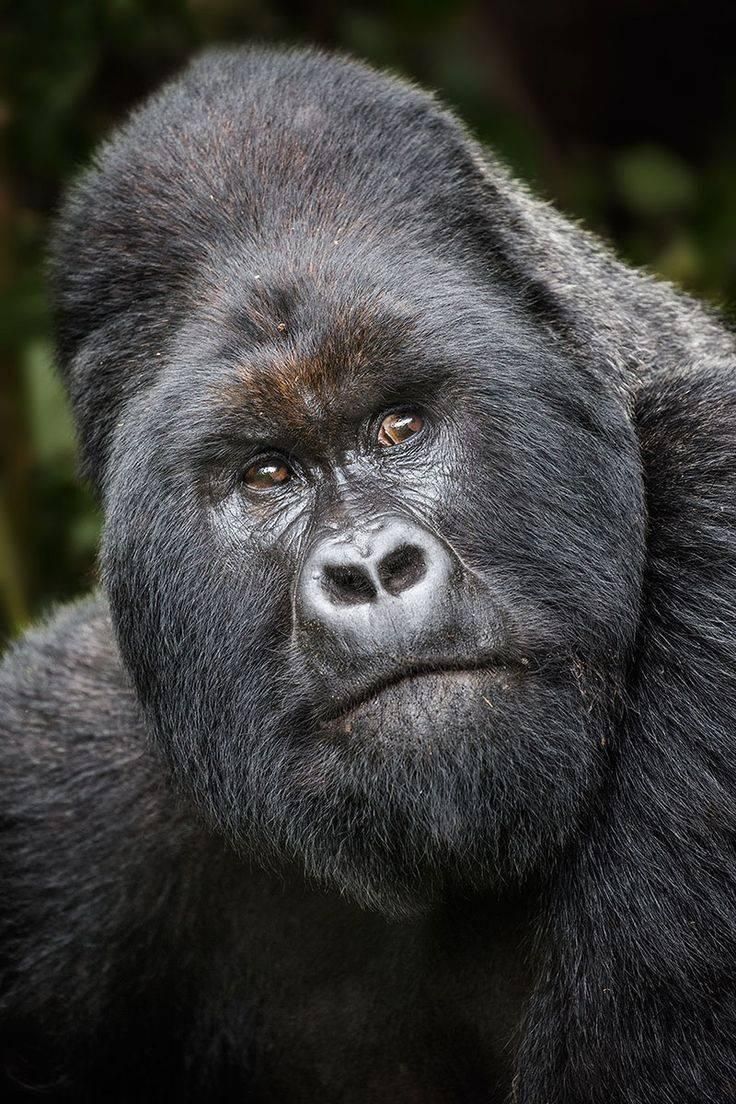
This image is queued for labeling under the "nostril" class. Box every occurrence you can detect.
[378,543,427,597]
[322,563,377,606]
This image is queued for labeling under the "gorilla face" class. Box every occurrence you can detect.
[102,236,645,916]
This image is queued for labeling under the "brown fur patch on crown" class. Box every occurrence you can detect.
[232,336,369,439]
[226,292,412,438]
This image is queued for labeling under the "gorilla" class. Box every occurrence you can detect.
[2,45,736,1104]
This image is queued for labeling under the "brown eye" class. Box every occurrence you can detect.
[377,411,424,447]
[243,458,291,491]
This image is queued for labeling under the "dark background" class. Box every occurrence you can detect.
[2,0,736,645]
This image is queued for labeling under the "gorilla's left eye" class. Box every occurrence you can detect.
[377,411,425,447]
[242,457,291,491]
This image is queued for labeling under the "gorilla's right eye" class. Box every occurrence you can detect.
[377,410,425,448]
[242,457,291,491]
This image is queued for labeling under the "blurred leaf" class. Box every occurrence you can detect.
[23,339,76,465]
[70,512,102,559]
[613,145,697,216]
[653,233,703,286]
[0,488,28,633]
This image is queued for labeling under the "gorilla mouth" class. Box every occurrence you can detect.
[318,659,515,731]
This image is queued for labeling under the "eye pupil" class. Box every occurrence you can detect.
[377,411,424,447]
[243,459,291,490]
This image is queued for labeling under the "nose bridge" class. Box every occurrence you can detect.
[316,471,379,544]
[322,515,396,566]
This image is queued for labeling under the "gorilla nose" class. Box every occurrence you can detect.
[323,541,426,605]
[297,518,453,643]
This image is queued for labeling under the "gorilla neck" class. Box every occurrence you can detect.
[205,851,537,1102]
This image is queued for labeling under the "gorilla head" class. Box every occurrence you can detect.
[51,48,644,916]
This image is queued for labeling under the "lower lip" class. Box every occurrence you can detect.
[320,665,510,729]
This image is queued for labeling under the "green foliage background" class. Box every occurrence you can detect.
[2,0,735,644]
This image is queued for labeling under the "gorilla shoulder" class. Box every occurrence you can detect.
[0,595,155,795]
[0,598,215,1038]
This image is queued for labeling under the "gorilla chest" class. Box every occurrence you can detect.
[214,880,531,1103]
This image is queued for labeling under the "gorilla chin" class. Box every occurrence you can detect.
[254,657,607,919]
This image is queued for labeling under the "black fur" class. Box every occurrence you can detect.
[2,46,736,1102]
